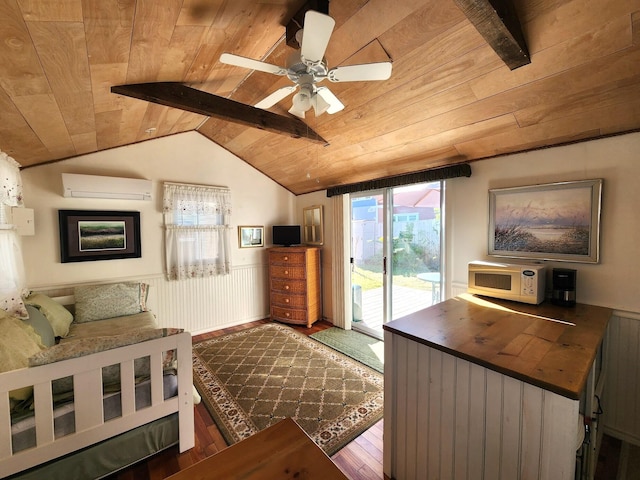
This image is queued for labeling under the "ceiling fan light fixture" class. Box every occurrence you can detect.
[313,92,330,116]
[289,86,313,118]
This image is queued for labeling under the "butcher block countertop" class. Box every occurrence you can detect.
[383,293,612,400]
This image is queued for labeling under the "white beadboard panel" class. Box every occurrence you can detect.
[33,264,269,334]
[146,264,269,333]
[521,383,544,478]
[602,310,640,445]
[384,333,579,480]
[452,282,468,298]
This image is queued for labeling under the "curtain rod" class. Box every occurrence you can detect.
[326,163,472,197]
[163,181,230,191]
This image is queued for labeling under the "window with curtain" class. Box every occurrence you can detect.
[0,150,28,318]
[163,182,232,280]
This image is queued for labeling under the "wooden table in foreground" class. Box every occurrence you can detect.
[383,294,612,480]
[166,417,348,480]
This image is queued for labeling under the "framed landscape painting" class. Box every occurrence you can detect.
[489,179,603,263]
[59,210,141,263]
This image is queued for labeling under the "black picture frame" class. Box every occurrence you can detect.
[58,210,141,263]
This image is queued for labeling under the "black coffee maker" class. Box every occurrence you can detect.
[551,268,577,306]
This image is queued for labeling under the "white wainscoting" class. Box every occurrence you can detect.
[451,284,640,448]
[384,332,579,480]
[602,310,640,445]
[451,282,468,298]
[34,264,269,335]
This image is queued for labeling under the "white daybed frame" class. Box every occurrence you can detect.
[0,329,194,478]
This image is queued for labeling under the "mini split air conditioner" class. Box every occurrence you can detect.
[61,173,152,201]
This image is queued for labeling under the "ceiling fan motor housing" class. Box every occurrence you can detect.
[286,52,327,83]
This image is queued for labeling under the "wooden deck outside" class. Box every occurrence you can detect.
[354,285,438,335]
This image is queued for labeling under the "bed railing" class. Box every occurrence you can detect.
[0,332,194,478]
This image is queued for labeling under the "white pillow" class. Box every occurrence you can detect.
[1,288,28,319]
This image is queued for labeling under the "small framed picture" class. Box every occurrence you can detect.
[238,225,264,248]
[58,210,141,263]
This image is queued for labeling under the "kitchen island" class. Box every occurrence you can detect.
[383,293,611,480]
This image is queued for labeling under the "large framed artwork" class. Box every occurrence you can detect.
[59,210,141,263]
[489,179,603,263]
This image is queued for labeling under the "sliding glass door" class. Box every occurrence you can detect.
[350,182,442,338]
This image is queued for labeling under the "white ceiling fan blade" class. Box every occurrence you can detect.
[316,87,344,114]
[300,11,335,66]
[220,53,287,75]
[255,86,298,109]
[328,62,393,82]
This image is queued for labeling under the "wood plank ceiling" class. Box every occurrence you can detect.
[1,0,639,195]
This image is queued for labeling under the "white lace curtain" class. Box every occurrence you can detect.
[163,183,232,280]
[0,150,27,318]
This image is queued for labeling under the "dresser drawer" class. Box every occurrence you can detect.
[270,265,306,279]
[271,278,307,294]
[271,292,307,308]
[270,251,306,265]
[271,306,308,323]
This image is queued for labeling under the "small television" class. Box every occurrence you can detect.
[272,225,301,247]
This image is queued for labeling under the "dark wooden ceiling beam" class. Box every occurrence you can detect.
[454,0,530,70]
[111,82,327,145]
[286,0,330,49]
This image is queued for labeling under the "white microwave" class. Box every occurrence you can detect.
[468,260,546,305]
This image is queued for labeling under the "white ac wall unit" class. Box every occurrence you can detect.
[61,173,152,201]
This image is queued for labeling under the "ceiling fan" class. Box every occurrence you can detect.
[220,10,392,119]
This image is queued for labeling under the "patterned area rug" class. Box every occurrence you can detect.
[310,327,384,373]
[192,324,384,456]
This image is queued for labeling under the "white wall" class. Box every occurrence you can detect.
[296,191,335,322]
[20,131,295,286]
[19,132,296,331]
[446,131,640,313]
[298,132,640,320]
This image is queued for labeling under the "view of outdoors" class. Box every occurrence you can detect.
[351,182,442,335]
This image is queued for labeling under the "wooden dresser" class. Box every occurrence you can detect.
[268,246,321,328]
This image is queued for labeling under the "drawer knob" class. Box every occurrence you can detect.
[285,312,290,317]
[285,298,290,303]
[284,270,289,275]
[284,256,289,261]
[285,285,290,290]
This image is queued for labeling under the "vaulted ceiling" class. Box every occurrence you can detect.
[1,0,639,195]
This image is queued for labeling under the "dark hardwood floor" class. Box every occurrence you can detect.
[108,319,620,480]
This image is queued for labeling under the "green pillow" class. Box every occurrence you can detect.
[24,293,73,338]
[74,282,149,323]
[24,305,56,347]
